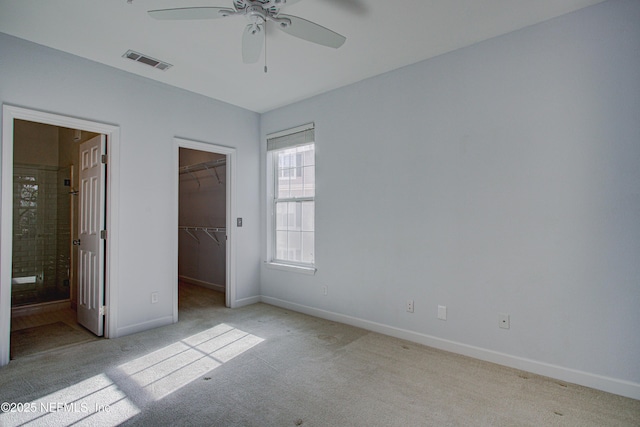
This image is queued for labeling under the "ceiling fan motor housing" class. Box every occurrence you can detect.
[246,5,267,25]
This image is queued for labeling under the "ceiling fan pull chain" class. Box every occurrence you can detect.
[264,21,268,73]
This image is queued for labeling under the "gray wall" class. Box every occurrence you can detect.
[260,0,640,396]
[1,32,261,334]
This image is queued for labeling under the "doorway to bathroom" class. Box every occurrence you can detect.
[1,105,120,366]
[9,120,103,358]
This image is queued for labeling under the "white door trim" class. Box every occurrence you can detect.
[173,137,237,319]
[0,104,120,366]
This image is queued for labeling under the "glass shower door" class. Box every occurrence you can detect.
[12,165,71,306]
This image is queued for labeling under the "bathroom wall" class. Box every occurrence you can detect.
[13,120,58,166]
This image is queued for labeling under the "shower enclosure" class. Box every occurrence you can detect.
[11,164,74,306]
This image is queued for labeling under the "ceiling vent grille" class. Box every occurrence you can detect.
[123,50,172,71]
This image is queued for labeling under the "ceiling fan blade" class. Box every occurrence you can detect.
[148,7,235,20]
[276,14,346,48]
[242,25,264,64]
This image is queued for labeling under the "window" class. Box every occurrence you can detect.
[267,124,315,269]
[278,151,303,179]
[14,171,39,237]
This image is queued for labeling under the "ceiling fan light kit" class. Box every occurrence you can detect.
[148,0,346,65]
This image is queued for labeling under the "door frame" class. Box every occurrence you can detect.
[173,137,236,317]
[1,105,120,366]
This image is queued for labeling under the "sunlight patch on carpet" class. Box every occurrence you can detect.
[0,324,263,426]
[116,323,264,401]
[0,373,140,426]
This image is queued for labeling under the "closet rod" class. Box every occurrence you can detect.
[179,226,226,245]
[179,158,226,175]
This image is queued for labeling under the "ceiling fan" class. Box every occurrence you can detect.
[148,0,346,64]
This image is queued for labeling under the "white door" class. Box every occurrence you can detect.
[77,135,106,336]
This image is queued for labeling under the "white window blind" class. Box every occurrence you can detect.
[267,123,315,152]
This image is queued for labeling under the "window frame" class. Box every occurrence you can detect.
[266,124,316,274]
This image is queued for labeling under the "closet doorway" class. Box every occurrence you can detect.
[174,138,236,319]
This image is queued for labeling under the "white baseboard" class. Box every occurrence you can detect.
[234,295,261,308]
[115,315,174,338]
[179,275,225,293]
[260,296,640,400]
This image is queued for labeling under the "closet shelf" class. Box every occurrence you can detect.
[179,226,226,232]
[180,158,226,186]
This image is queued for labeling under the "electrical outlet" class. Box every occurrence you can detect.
[438,305,447,320]
[499,313,510,329]
[406,299,414,313]
[151,292,159,304]
[321,285,328,296]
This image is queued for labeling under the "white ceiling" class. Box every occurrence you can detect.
[0,0,605,113]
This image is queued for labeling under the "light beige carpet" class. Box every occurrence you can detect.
[1,283,638,426]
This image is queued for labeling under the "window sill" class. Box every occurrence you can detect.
[264,262,317,275]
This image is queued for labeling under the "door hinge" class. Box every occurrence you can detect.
[100,229,107,240]
[101,154,108,164]
[99,306,106,316]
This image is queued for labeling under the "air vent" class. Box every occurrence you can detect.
[122,50,172,71]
